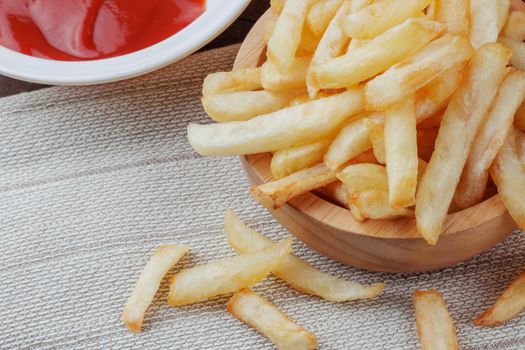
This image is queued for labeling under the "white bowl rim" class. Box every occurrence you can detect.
[0,0,251,85]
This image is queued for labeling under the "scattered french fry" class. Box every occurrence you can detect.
[267,0,315,70]
[413,290,458,350]
[367,118,386,164]
[310,18,444,90]
[224,209,385,301]
[433,0,469,35]
[470,0,510,48]
[416,43,511,245]
[341,0,434,40]
[365,34,474,110]
[122,245,189,333]
[475,271,525,327]
[385,95,418,209]
[202,90,298,122]
[167,238,292,306]
[202,68,262,96]
[251,164,337,209]
[455,69,525,209]
[490,128,525,231]
[502,10,525,40]
[188,88,364,156]
[271,138,331,179]
[498,36,525,71]
[261,56,311,92]
[227,289,318,350]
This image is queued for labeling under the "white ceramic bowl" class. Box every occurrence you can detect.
[0,0,251,85]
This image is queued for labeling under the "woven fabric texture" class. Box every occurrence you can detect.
[0,45,524,350]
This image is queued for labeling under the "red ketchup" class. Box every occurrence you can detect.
[0,0,205,61]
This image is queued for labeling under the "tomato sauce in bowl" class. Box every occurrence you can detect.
[0,0,205,61]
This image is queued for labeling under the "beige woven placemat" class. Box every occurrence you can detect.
[0,45,524,350]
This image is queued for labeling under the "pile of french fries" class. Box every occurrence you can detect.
[188,0,525,247]
[121,209,525,348]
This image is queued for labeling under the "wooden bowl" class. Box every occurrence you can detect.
[233,10,518,273]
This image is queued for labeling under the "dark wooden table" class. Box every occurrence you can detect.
[0,0,268,98]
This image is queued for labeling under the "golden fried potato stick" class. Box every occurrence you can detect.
[188,88,364,156]
[122,245,189,333]
[365,34,474,110]
[224,209,385,301]
[498,36,525,71]
[271,138,332,179]
[502,10,525,41]
[470,0,510,48]
[455,69,525,209]
[413,290,458,350]
[306,0,344,37]
[261,56,311,92]
[341,0,433,39]
[202,68,262,96]
[202,90,299,122]
[434,0,469,35]
[267,0,316,70]
[367,118,386,164]
[227,289,318,350]
[271,0,285,15]
[385,95,418,209]
[310,18,444,90]
[475,271,525,327]
[167,238,292,306]
[251,163,337,209]
[416,43,511,245]
[490,128,525,231]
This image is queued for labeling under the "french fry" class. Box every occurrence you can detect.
[349,0,374,12]
[341,0,434,40]
[167,238,292,306]
[319,181,366,221]
[490,128,525,231]
[515,101,525,132]
[187,88,364,156]
[498,36,525,71]
[417,112,443,129]
[324,113,381,170]
[385,95,418,208]
[455,69,525,209]
[122,245,189,333]
[264,18,277,44]
[337,164,414,219]
[306,0,344,37]
[415,63,466,121]
[502,10,525,41]
[271,138,331,179]
[297,25,320,57]
[470,0,511,48]
[416,43,511,245]
[365,34,474,110]
[224,209,385,300]
[417,127,439,162]
[251,164,337,209]
[475,271,525,327]
[227,289,318,350]
[271,0,285,15]
[367,118,386,164]
[413,290,458,350]
[267,0,315,70]
[202,68,262,96]
[434,0,469,35]
[309,18,444,90]
[425,1,436,20]
[202,90,299,122]
[261,56,311,92]
[307,2,352,97]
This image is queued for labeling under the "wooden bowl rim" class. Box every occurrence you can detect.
[234,9,515,240]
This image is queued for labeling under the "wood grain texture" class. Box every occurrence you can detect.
[234,10,518,272]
